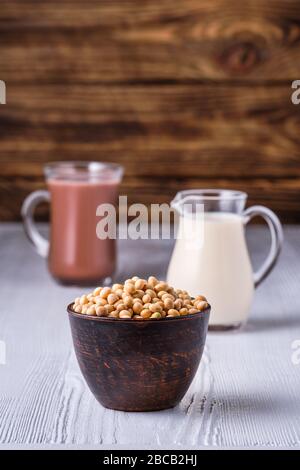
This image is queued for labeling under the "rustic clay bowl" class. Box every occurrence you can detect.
[68,303,210,412]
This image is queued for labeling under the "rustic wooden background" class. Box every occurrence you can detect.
[0,0,300,222]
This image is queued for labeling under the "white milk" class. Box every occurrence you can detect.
[167,212,254,327]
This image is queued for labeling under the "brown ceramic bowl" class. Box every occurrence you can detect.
[67,303,210,412]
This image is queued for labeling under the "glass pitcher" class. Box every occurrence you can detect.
[21,161,123,285]
[167,189,283,329]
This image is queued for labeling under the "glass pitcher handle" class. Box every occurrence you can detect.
[243,205,283,287]
[21,190,50,258]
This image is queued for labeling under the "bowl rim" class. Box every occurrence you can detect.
[67,302,210,324]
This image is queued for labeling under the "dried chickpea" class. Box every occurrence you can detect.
[164,298,174,310]
[174,299,183,309]
[133,302,143,314]
[119,310,132,319]
[86,305,96,316]
[145,289,156,298]
[115,288,123,297]
[104,304,114,314]
[143,302,152,310]
[124,282,135,295]
[94,297,107,306]
[107,293,119,305]
[80,295,89,306]
[168,309,180,317]
[135,279,146,290]
[168,312,180,318]
[108,311,119,318]
[142,294,152,304]
[72,276,209,321]
[100,287,111,299]
[140,309,152,319]
[161,293,174,301]
[195,300,209,311]
[81,305,90,314]
[168,288,176,297]
[118,312,132,320]
[179,308,188,316]
[112,283,123,291]
[150,303,162,313]
[96,306,107,317]
[116,303,126,312]
[155,282,168,292]
[123,295,133,307]
[134,289,145,298]
[188,308,199,314]
[147,276,158,288]
[150,312,161,319]
[157,290,168,299]
[195,295,207,302]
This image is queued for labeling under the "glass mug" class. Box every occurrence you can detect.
[167,189,283,330]
[21,162,123,285]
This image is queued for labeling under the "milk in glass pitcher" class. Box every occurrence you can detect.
[167,190,283,330]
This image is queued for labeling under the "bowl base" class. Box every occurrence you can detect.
[209,322,243,331]
[100,402,178,412]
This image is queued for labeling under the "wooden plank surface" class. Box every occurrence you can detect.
[0,175,300,223]
[1,0,300,222]
[1,1,300,82]
[0,84,299,178]
[0,223,300,448]
[0,83,299,222]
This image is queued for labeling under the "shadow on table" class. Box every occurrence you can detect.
[177,393,295,419]
[208,395,276,415]
[245,314,300,333]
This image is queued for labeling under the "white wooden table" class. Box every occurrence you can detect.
[0,223,300,449]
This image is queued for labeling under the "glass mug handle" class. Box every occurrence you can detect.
[243,206,283,287]
[21,190,50,258]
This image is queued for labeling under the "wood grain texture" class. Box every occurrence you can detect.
[0,82,300,222]
[1,0,300,82]
[0,0,300,222]
[0,224,300,448]
[1,175,300,222]
[0,84,299,178]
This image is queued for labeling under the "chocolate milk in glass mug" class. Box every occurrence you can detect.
[167,190,283,330]
[22,162,123,285]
